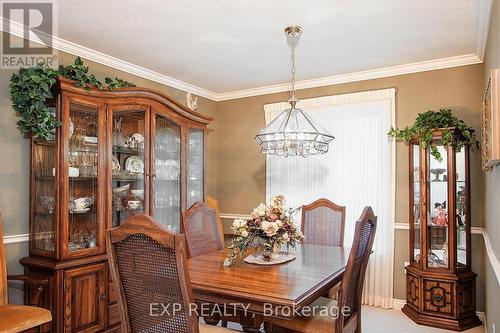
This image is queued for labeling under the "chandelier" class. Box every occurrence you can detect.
[255,26,335,157]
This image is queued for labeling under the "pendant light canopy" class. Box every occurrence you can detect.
[255,26,335,157]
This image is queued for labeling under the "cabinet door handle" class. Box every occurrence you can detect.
[100,293,107,301]
[433,294,443,303]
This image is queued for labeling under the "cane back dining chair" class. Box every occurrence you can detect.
[301,198,346,247]
[106,214,234,333]
[302,199,346,299]
[183,201,233,327]
[0,213,52,333]
[181,202,224,258]
[265,206,377,333]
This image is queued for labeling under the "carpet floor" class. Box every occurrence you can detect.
[220,306,485,332]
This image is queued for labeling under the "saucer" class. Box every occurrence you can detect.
[71,208,90,214]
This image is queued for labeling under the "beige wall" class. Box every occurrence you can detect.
[483,0,500,331]
[216,64,486,307]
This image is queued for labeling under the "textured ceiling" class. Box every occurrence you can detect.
[57,0,486,94]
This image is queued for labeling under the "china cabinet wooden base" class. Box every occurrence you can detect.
[404,129,481,331]
[402,268,481,331]
[21,77,212,332]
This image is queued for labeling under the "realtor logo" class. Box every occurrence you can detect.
[1,1,57,68]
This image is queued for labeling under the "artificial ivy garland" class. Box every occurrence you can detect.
[10,57,135,139]
[388,108,479,161]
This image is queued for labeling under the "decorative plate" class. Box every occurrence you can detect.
[244,253,296,265]
[125,156,144,173]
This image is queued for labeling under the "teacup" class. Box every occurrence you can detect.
[74,197,93,210]
[127,200,140,210]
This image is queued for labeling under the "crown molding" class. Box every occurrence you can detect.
[476,0,494,61]
[215,54,482,100]
[0,18,219,101]
[1,11,489,102]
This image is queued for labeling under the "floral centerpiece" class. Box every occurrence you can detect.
[223,195,304,266]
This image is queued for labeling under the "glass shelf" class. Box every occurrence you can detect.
[112,177,144,181]
[112,146,144,155]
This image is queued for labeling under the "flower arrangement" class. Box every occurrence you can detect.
[223,195,304,266]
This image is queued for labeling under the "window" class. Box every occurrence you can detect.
[264,88,396,308]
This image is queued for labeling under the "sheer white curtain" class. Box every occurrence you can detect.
[264,88,396,309]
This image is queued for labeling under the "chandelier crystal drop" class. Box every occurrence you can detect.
[255,26,335,157]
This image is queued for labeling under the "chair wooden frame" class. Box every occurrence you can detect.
[1,212,52,333]
[181,201,224,258]
[106,214,199,333]
[335,206,377,333]
[301,198,346,247]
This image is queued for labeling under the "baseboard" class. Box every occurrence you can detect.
[392,298,406,309]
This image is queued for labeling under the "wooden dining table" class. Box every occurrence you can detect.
[187,244,350,332]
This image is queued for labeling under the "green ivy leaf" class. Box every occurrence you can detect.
[10,57,134,139]
[387,108,478,160]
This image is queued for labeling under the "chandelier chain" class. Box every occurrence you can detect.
[290,31,296,100]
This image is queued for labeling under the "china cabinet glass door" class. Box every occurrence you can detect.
[32,118,57,254]
[110,107,149,227]
[152,114,181,232]
[426,145,450,269]
[456,148,469,268]
[66,101,104,255]
[410,144,421,266]
[187,128,204,208]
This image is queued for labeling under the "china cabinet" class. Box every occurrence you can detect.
[20,77,212,332]
[402,129,481,331]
